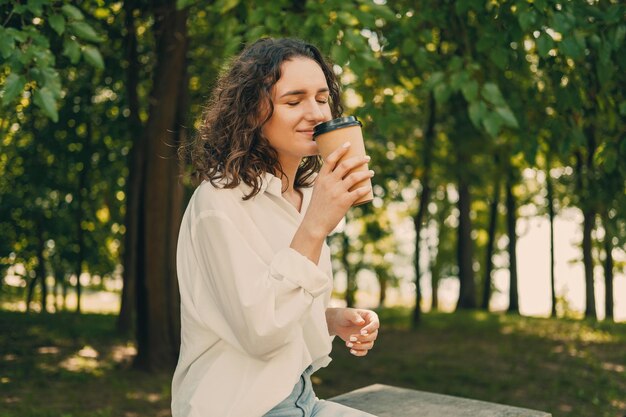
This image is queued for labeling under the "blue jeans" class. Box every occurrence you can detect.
[263,366,376,417]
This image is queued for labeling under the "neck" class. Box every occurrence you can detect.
[276,158,301,194]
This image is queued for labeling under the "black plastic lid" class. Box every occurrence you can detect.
[313,116,362,138]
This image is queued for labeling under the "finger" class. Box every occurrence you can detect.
[351,330,378,343]
[332,155,370,179]
[346,340,374,350]
[359,312,380,335]
[348,185,373,204]
[349,348,368,357]
[321,141,351,173]
[343,169,375,190]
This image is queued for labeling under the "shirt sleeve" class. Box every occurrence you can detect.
[189,209,331,360]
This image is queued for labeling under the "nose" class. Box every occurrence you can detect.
[304,99,326,123]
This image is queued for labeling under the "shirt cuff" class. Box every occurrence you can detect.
[269,248,331,297]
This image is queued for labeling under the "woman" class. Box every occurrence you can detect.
[173,38,380,417]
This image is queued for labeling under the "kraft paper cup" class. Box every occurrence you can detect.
[313,116,373,206]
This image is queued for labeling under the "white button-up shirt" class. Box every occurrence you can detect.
[172,173,334,417]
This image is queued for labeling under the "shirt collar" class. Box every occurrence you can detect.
[259,172,284,197]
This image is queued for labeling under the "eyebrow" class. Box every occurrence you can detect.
[279,88,329,98]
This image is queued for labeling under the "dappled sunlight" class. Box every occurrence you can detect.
[126,391,164,403]
[611,399,626,410]
[59,345,102,374]
[496,315,618,344]
[111,343,137,364]
[2,395,20,405]
[37,346,60,355]
[601,362,625,373]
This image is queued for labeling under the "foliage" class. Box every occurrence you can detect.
[0,1,106,122]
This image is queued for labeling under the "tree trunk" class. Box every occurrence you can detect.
[412,93,436,328]
[342,233,355,308]
[53,273,59,312]
[581,208,596,319]
[603,218,614,322]
[36,221,48,313]
[506,175,519,314]
[378,275,386,309]
[26,275,37,312]
[62,275,68,311]
[430,254,438,312]
[481,176,500,311]
[546,159,557,317]
[117,0,144,335]
[75,163,86,314]
[134,1,189,371]
[456,179,476,310]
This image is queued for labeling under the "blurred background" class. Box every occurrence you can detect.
[1,1,625,416]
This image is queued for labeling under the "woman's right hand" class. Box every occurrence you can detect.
[290,142,373,265]
[302,142,374,239]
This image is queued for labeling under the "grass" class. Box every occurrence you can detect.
[0,308,624,417]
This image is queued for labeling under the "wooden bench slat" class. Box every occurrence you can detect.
[329,384,552,417]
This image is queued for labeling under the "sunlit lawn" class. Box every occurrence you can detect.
[1,307,624,417]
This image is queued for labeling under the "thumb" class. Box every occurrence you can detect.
[351,310,366,325]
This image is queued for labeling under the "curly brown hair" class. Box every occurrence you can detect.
[184,38,344,200]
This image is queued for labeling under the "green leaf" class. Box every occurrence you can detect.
[495,107,519,128]
[619,101,626,116]
[614,25,626,50]
[176,0,196,9]
[433,83,451,104]
[461,80,478,102]
[560,36,583,60]
[61,4,84,20]
[489,48,508,70]
[217,0,240,14]
[468,100,486,128]
[41,67,62,99]
[331,44,349,65]
[603,151,617,173]
[401,38,416,55]
[69,21,102,43]
[481,83,505,106]
[48,14,65,36]
[0,27,16,59]
[482,112,502,138]
[597,62,614,87]
[455,0,472,15]
[26,0,46,15]
[83,45,104,69]
[33,87,58,122]
[6,28,28,42]
[63,38,81,64]
[1,73,26,106]
[518,10,537,31]
[536,32,553,57]
[551,13,574,34]
[425,72,445,89]
[450,70,469,91]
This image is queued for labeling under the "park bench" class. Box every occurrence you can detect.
[330,384,552,417]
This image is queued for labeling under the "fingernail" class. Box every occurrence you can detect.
[350,336,357,342]
[343,141,351,148]
[364,155,371,161]
[360,329,368,336]
[346,342,354,348]
[350,349,357,355]
[369,170,375,176]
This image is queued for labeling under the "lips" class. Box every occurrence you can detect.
[297,130,314,136]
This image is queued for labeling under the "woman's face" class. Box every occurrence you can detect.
[262,57,332,169]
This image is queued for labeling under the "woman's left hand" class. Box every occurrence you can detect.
[325,308,380,357]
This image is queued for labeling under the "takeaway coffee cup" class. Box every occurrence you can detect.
[313,116,374,206]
